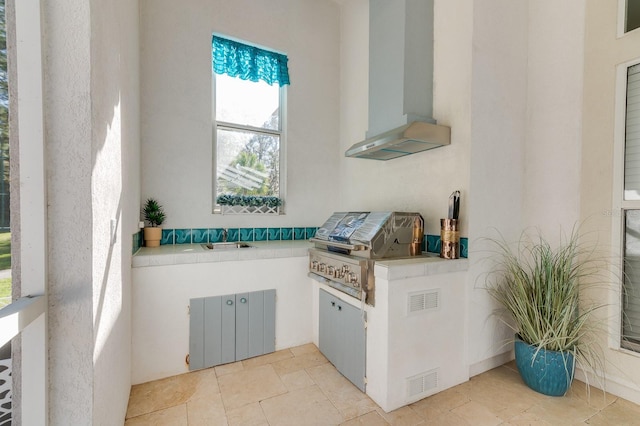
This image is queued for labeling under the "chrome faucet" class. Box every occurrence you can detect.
[222,228,228,243]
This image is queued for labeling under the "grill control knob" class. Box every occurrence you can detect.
[348,272,359,286]
[327,266,335,276]
[311,261,319,270]
[319,263,326,273]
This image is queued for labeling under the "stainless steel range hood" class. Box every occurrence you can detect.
[345,121,450,161]
[345,0,451,161]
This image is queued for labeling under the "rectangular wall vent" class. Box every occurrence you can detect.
[407,369,439,399]
[408,289,440,315]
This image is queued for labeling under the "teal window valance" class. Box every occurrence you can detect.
[212,35,290,87]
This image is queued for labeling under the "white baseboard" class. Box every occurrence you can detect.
[575,367,640,405]
[471,352,640,404]
[469,350,514,377]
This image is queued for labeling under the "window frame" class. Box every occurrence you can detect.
[618,0,640,37]
[612,56,640,353]
[211,69,287,214]
[0,0,49,423]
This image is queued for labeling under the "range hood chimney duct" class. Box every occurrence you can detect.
[345,0,451,161]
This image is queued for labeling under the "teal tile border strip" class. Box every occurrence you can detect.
[152,227,320,245]
[135,228,467,258]
[425,234,468,258]
[132,231,143,254]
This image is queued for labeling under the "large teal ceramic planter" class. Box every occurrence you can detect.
[514,337,575,396]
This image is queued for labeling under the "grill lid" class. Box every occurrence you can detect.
[311,211,423,259]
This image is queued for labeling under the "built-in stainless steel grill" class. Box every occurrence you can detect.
[308,212,424,306]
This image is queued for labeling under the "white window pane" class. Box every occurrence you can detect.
[216,128,280,197]
[627,0,640,33]
[215,74,280,130]
[623,210,640,349]
[624,64,640,199]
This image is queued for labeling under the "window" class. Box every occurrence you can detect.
[212,36,289,212]
[619,0,640,35]
[626,0,640,33]
[621,62,640,351]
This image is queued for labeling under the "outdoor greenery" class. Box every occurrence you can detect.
[142,198,166,227]
[216,194,282,208]
[0,0,10,229]
[484,228,608,387]
[216,101,280,198]
[0,232,10,308]
[0,278,9,308]
[0,0,9,309]
[0,230,9,270]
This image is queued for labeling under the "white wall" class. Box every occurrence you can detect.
[466,0,528,373]
[465,0,587,374]
[139,0,341,229]
[524,0,584,236]
[43,0,139,423]
[44,1,94,422]
[90,0,140,423]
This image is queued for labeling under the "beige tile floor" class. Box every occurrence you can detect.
[125,343,640,425]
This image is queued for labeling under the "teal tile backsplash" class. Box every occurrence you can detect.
[255,228,268,241]
[175,229,191,244]
[136,227,467,259]
[268,228,281,241]
[153,226,320,245]
[305,227,316,239]
[426,234,468,258]
[281,228,293,240]
[239,228,254,242]
[161,229,175,245]
[293,227,306,240]
[208,228,224,243]
[226,228,239,242]
[192,228,208,243]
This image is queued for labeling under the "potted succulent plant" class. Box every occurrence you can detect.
[142,198,166,247]
[485,228,607,396]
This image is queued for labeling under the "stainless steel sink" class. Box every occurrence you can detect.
[201,242,254,250]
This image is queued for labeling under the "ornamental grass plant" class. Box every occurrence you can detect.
[484,228,610,391]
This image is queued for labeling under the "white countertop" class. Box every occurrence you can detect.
[132,240,313,267]
[133,241,469,278]
[374,254,469,280]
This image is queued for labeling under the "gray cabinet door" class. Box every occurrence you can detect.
[319,290,339,367]
[189,297,205,370]
[236,289,276,361]
[318,289,366,391]
[190,290,276,370]
[339,296,366,391]
[203,294,236,367]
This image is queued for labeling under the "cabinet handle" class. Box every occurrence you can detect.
[240,297,247,304]
[331,301,335,307]
[226,300,233,306]
[338,305,342,311]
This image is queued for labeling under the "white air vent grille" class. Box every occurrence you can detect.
[407,369,439,399]
[408,289,440,315]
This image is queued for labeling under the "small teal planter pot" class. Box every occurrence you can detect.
[514,337,575,396]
